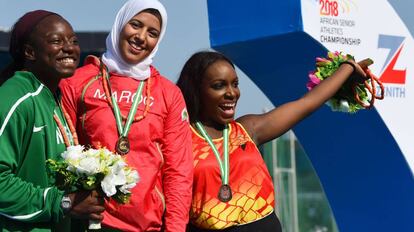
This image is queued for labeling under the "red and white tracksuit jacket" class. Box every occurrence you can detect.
[59,56,193,232]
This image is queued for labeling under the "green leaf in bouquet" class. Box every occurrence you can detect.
[319,68,334,80]
[55,172,79,191]
[46,159,79,192]
[81,175,98,190]
[348,102,364,113]
[346,54,355,61]
[112,192,131,204]
[316,61,332,67]
[80,173,105,190]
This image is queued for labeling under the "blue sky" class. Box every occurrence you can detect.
[0,0,124,31]
[2,0,413,117]
[0,0,274,116]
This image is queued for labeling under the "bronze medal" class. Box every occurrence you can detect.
[218,184,232,202]
[116,136,130,155]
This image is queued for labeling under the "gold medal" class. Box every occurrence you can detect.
[218,184,232,202]
[116,136,130,155]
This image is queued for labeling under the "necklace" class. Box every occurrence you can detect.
[54,103,79,147]
[195,122,232,202]
[101,63,151,155]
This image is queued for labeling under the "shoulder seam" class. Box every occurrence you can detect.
[0,84,44,136]
[234,121,254,142]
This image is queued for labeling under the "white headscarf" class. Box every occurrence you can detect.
[102,0,167,80]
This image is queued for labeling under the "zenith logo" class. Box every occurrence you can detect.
[377,34,406,84]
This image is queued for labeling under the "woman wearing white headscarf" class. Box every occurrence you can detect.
[60,0,193,231]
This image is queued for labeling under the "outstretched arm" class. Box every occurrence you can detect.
[237,59,371,146]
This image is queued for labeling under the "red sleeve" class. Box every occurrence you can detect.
[59,78,78,128]
[161,85,193,232]
[59,59,100,142]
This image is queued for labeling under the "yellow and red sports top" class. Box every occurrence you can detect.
[190,121,275,229]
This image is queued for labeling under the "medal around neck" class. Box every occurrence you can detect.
[195,122,232,202]
[116,136,130,155]
[101,65,147,156]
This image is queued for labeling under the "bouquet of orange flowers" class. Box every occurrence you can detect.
[307,51,384,113]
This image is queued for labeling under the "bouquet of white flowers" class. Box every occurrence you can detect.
[47,145,139,229]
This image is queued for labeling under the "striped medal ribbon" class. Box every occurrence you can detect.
[195,122,232,202]
[104,72,145,155]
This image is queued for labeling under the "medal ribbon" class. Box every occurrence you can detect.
[195,122,229,185]
[103,68,145,138]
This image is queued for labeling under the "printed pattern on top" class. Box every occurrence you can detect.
[190,121,275,229]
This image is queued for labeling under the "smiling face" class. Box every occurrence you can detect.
[118,11,161,65]
[199,60,240,127]
[27,15,80,80]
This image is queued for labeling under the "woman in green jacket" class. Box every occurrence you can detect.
[0,10,104,231]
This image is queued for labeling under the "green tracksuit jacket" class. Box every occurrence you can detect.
[0,71,70,231]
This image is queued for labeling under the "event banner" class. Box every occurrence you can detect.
[302,0,413,174]
[207,0,413,231]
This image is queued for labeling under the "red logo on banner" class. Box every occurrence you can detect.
[379,45,406,84]
[320,0,339,17]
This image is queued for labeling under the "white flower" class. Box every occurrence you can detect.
[101,166,127,197]
[84,148,100,158]
[101,148,114,159]
[55,145,140,201]
[112,159,127,174]
[120,183,136,194]
[61,145,84,160]
[329,99,350,112]
[120,170,139,194]
[126,170,139,184]
[338,100,350,112]
[76,157,101,175]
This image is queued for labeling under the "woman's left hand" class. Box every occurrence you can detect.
[348,58,373,83]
